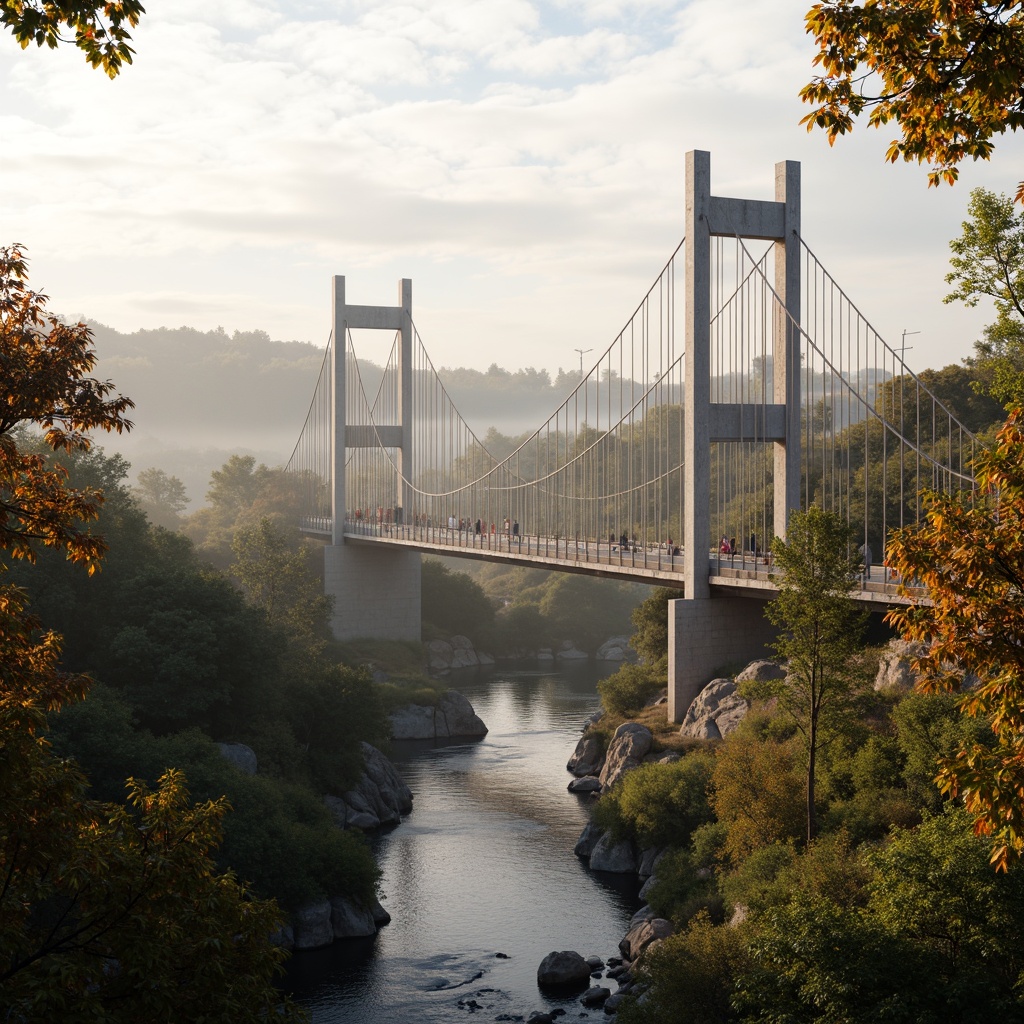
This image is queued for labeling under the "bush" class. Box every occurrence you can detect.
[618,912,747,1024]
[645,848,726,926]
[593,754,715,849]
[597,663,663,716]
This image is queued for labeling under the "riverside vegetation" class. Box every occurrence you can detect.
[577,507,1024,1024]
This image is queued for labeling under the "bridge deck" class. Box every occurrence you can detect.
[300,521,915,607]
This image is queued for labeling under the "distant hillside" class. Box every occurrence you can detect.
[85,321,583,504]
[86,320,995,510]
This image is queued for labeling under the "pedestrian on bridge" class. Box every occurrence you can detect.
[860,541,873,581]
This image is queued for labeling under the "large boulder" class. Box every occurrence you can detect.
[449,634,481,669]
[574,820,604,859]
[581,986,611,1007]
[589,832,637,873]
[292,900,334,950]
[619,914,674,961]
[597,636,630,662]
[734,659,786,685]
[390,690,488,740]
[637,847,665,881]
[537,950,592,989]
[324,742,413,831]
[567,733,604,776]
[426,639,455,672]
[330,896,376,939]
[679,678,749,740]
[436,690,488,737]
[216,742,257,775]
[557,641,588,661]
[598,723,654,790]
[874,639,927,692]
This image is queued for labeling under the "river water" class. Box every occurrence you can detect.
[285,661,641,1023]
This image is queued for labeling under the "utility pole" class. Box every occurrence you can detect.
[574,347,592,378]
[901,329,920,366]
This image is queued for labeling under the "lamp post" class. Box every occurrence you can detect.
[574,347,592,378]
[901,329,920,366]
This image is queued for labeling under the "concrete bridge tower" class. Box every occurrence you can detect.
[323,276,421,642]
[669,151,801,721]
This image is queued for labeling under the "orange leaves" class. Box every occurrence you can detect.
[801,0,1024,197]
[886,408,1024,868]
[0,1,145,78]
[0,245,132,572]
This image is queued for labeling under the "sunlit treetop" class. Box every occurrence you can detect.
[801,1,1024,200]
[0,244,134,571]
[1,0,145,77]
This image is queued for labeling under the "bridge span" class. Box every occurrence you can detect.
[287,150,974,721]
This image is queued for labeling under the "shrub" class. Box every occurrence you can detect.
[597,663,663,716]
[593,754,714,849]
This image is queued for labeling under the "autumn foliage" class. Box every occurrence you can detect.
[1,0,145,77]
[887,409,1024,870]
[0,244,133,572]
[0,247,302,1018]
[801,1,1024,200]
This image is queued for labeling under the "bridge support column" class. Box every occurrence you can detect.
[325,543,421,642]
[667,596,777,723]
[326,273,422,644]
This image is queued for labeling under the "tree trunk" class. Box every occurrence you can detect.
[807,718,817,844]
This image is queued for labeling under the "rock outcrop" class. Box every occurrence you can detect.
[589,832,637,874]
[390,690,488,740]
[324,742,413,831]
[292,900,334,950]
[556,641,588,661]
[596,636,630,662]
[567,776,601,793]
[619,907,674,960]
[216,742,257,775]
[874,639,927,692]
[679,678,750,740]
[598,723,654,790]
[734,659,786,685]
[537,950,592,989]
[574,820,604,858]
[426,635,496,672]
[330,896,376,939]
[567,733,604,777]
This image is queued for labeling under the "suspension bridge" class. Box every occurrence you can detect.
[287,151,979,721]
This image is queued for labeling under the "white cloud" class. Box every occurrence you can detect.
[0,0,1021,386]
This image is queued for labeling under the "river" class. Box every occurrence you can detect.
[285,661,641,1023]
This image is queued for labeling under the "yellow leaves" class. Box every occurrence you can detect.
[799,0,1024,198]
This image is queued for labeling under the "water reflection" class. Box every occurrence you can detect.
[285,662,640,1023]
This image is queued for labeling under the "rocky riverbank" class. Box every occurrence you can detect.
[558,639,930,1013]
[389,688,488,740]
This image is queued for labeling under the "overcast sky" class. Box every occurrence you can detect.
[3,0,1024,382]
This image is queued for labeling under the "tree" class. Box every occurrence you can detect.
[0,248,301,1017]
[886,409,1024,870]
[629,586,676,670]
[944,188,1024,406]
[231,516,332,660]
[134,466,189,530]
[801,1,1024,200]
[762,506,868,841]
[0,244,133,572]
[0,586,302,1019]
[710,732,806,865]
[2,0,144,78]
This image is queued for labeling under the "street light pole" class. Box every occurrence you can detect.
[574,347,592,378]
[901,329,920,366]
